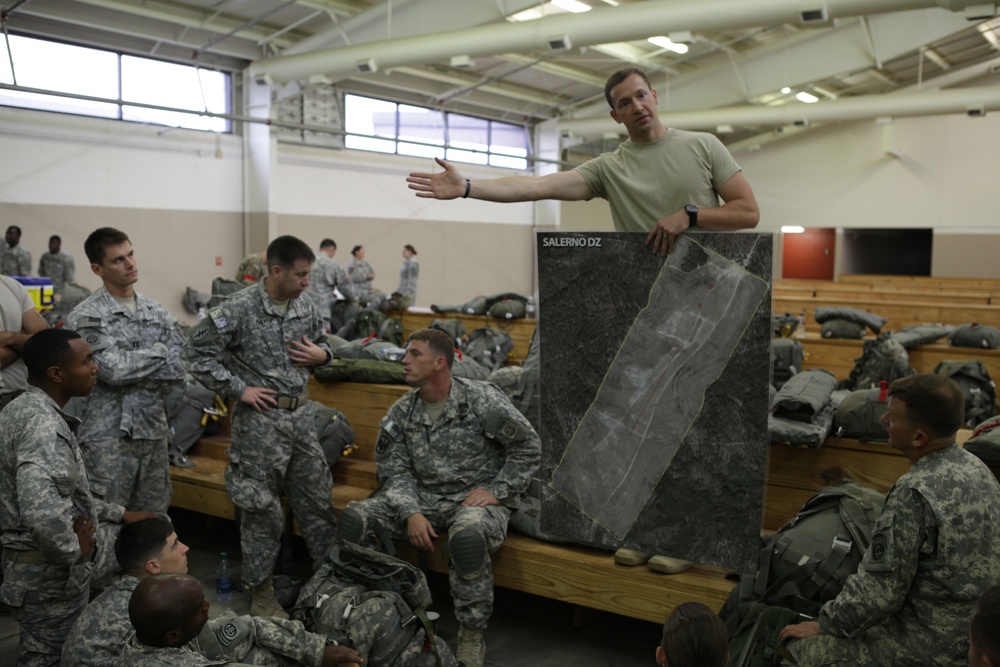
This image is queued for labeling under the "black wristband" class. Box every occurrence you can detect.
[462,178,471,199]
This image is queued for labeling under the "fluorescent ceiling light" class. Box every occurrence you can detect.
[552,0,592,12]
[600,0,620,5]
[781,86,791,94]
[796,91,819,103]
[647,36,689,54]
[781,226,805,233]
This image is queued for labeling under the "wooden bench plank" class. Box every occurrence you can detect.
[774,295,1000,330]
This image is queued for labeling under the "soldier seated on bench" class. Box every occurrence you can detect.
[339,328,541,667]
[656,602,728,667]
[121,573,362,667]
[779,374,1000,667]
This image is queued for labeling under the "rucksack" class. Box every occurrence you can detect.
[332,336,406,363]
[891,324,954,349]
[839,330,914,392]
[380,292,412,313]
[814,306,888,335]
[313,402,355,466]
[949,323,1000,349]
[428,318,467,349]
[378,317,404,346]
[723,479,885,618]
[933,360,998,428]
[292,541,456,667]
[164,377,225,466]
[464,326,514,372]
[351,308,387,340]
[965,415,1000,466]
[772,313,799,338]
[770,338,803,390]
[487,297,526,320]
[833,382,890,441]
[724,602,810,667]
[820,318,865,340]
[451,350,491,380]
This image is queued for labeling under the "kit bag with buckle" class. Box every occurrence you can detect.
[721,479,885,619]
[292,541,457,667]
[164,377,226,465]
[933,359,998,428]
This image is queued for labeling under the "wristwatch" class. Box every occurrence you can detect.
[685,204,698,228]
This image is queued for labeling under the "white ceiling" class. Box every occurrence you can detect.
[5,0,1000,146]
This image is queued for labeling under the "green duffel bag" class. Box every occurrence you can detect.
[488,297,526,320]
[315,358,406,384]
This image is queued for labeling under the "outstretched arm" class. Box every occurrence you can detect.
[407,157,592,203]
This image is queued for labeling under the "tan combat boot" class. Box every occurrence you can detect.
[250,577,289,619]
[456,625,486,667]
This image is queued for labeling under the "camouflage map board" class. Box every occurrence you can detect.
[537,232,772,571]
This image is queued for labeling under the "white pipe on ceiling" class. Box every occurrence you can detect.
[249,0,996,84]
[559,85,1000,135]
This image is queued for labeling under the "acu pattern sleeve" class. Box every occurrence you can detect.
[70,312,171,387]
[477,383,541,507]
[374,397,423,523]
[181,304,247,401]
[192,611,326,667]
[818,484,926,637]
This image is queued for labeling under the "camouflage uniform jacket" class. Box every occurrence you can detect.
[181,280,329,401]
[307,255,355,312]
[67,287,185,442]
[0,387,124,562]
[62,574,141,666]
[397,258,419,300]
[376,377,541,522]
[817,445,1000,666]
[0,244,31,276]
[115,611,328,666]
[347,259,375,300]
[38,250,76,293]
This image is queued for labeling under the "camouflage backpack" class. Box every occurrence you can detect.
[378,317,404,346]
[965,415,1000,466]
[839,330,914,392]
[933,360,998,428]
[833,382,890,441]
[292,541,456,667]
[428,318,467,349]
[352,308,387,340]
[464,326,514,372]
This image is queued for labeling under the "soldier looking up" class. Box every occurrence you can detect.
[779,374,1000,667]
[63,518,353,667]
[67,227,185,514]
[182,235,338,620]
[339,328,540,667]
[121,574,363,666]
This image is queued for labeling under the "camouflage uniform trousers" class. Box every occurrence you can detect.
[227,402,338,587]
[79,434,171,514]
[345,496,510,630]
[1,558,91,666]
[785,632,884,667]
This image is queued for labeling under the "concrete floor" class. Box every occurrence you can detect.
[1,508,661,666]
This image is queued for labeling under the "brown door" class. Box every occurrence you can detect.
[783,228,835,280]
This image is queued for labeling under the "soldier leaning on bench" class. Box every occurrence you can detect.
[182,235,338,620]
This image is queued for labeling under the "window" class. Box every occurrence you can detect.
[345,94,529,169]
[1,34,230,132]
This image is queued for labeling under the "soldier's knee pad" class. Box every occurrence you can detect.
[449,528,487,577]
[338,507,366,544]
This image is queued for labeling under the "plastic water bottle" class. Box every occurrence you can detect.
[795,313,806,339]
[216,552,232,602]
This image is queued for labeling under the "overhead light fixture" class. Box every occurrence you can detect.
[551,0,591,12]
[799,3,829,24]
[668,31,694,44]
[796,91,819,103]
[716,124,734,134]
[547,35,573,51]
[781,226,806,234]
[600,0,620,5]
[450,55,475,68]
[647,36,689,55]
[781,86,792,94]
[253,73,273,87]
